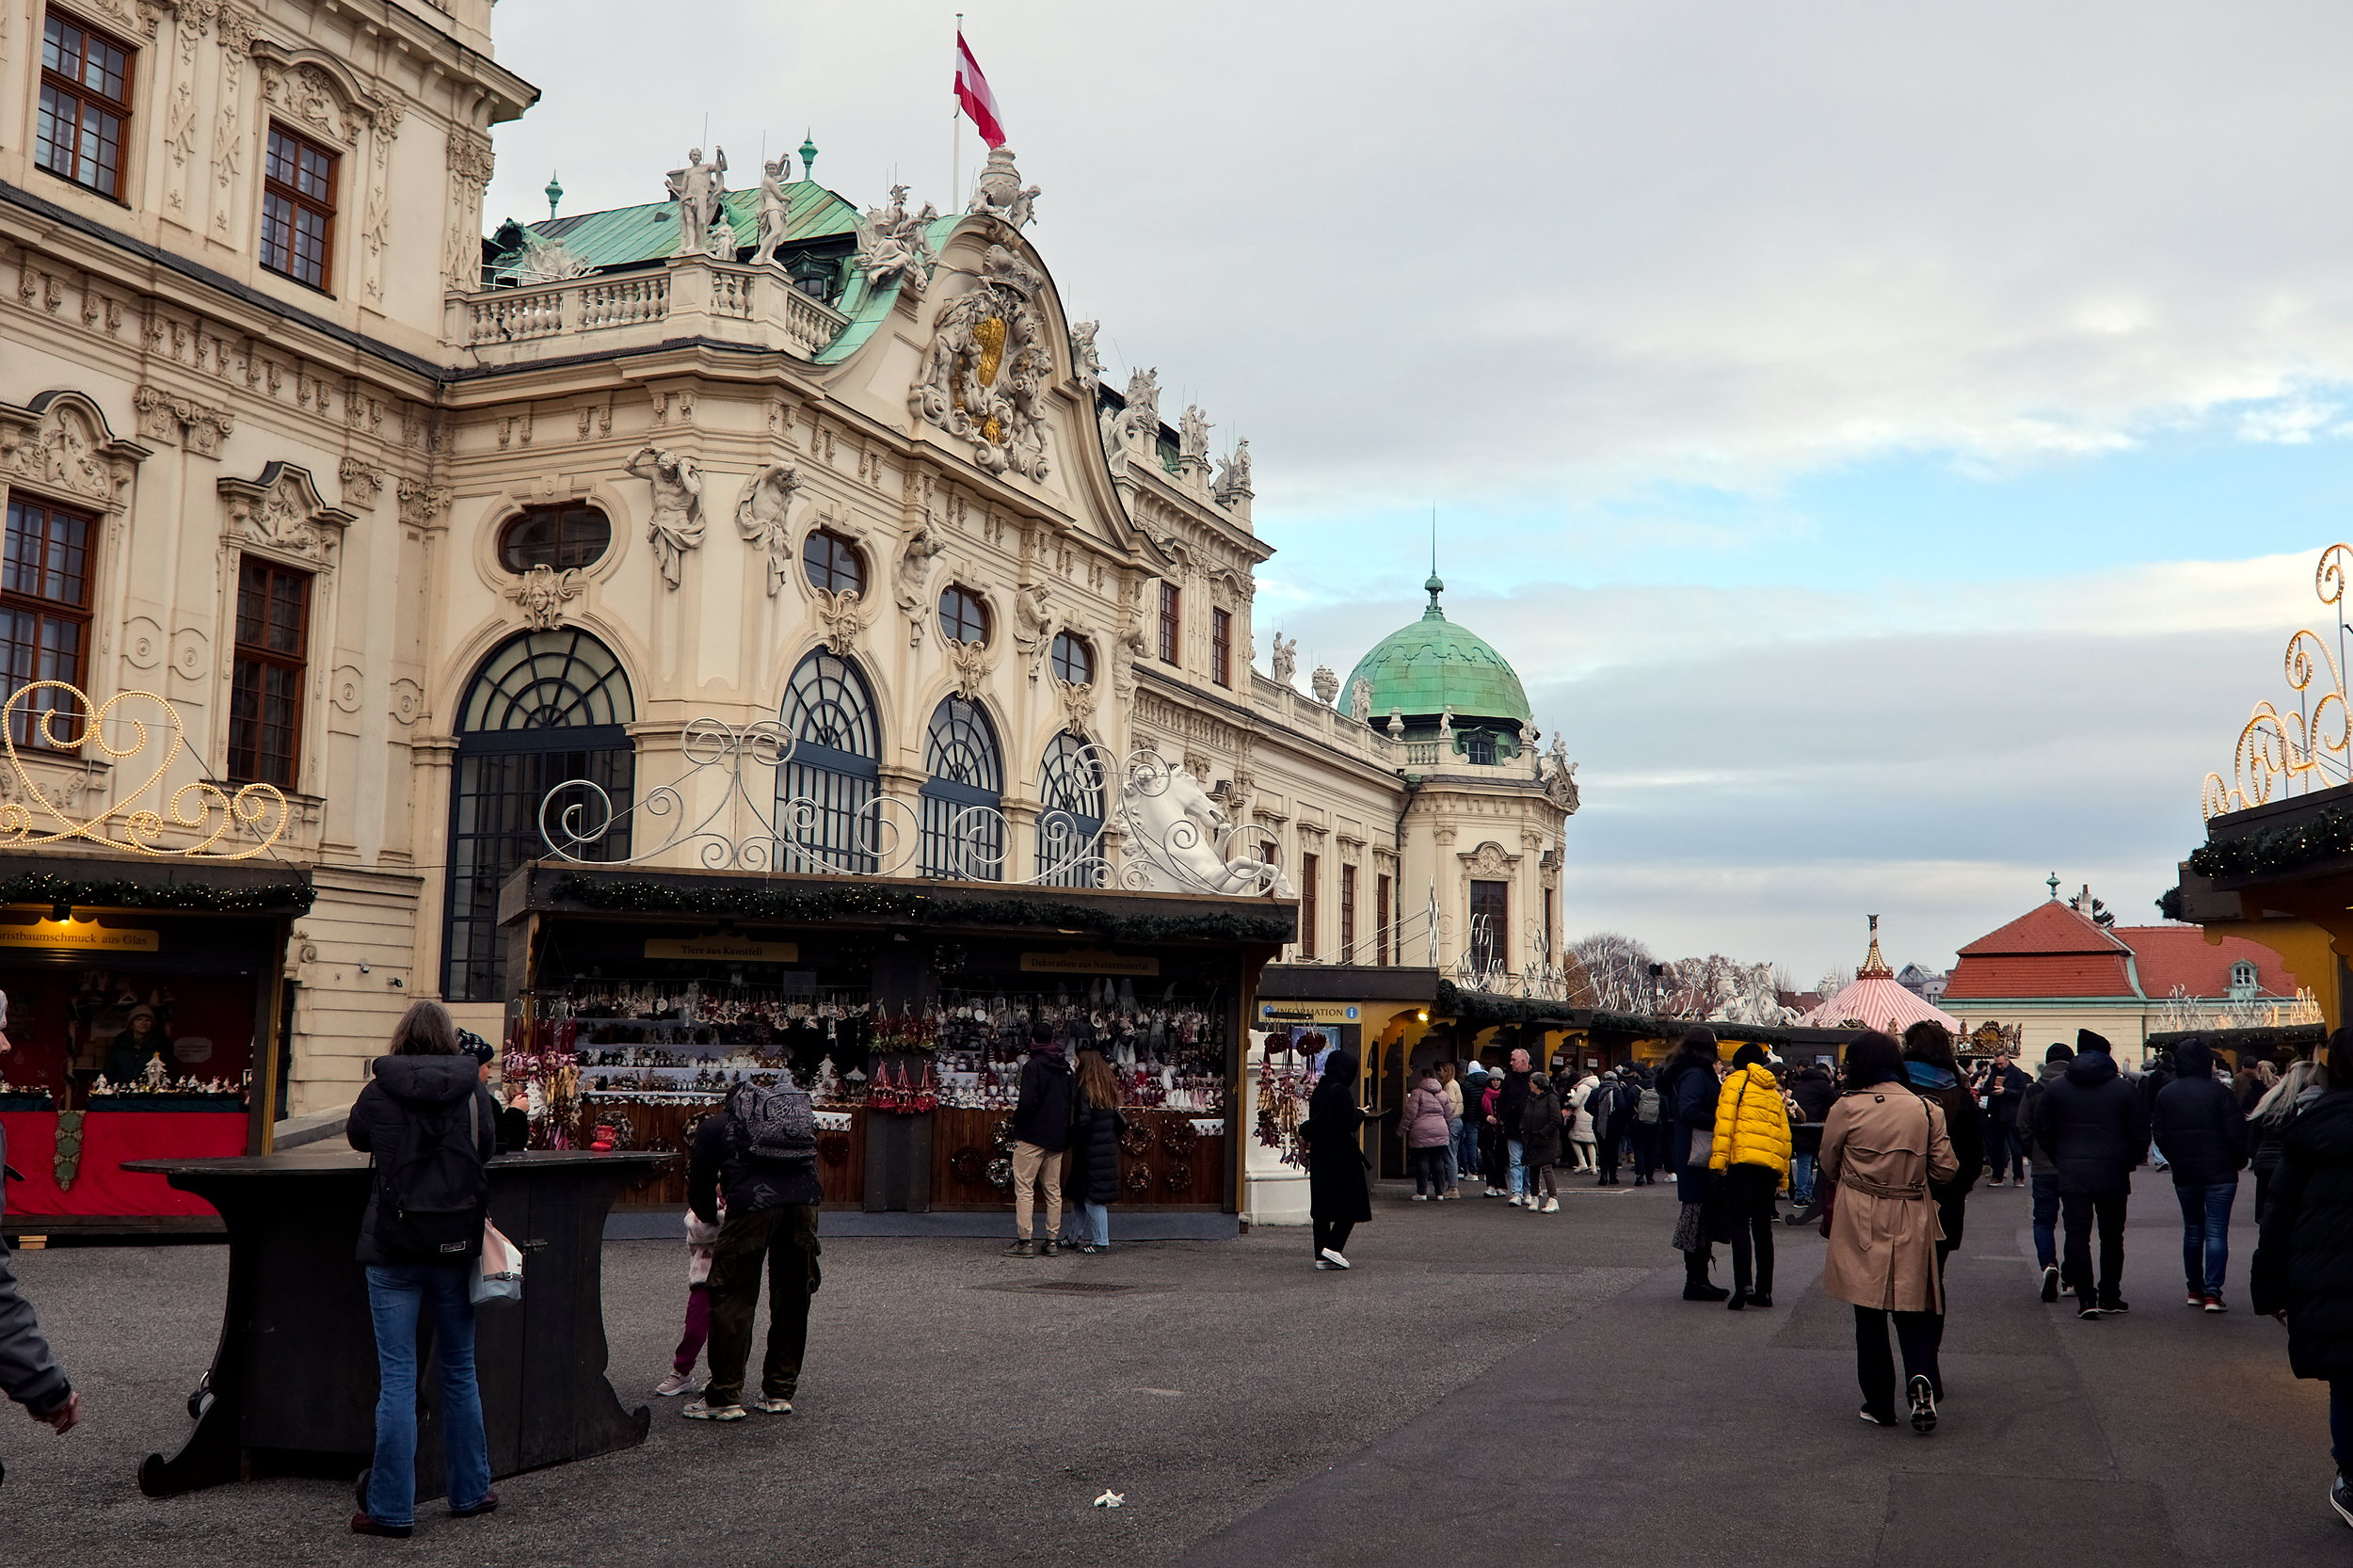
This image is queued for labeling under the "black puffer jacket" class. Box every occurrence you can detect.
[1065,1085,1128,1207]
[345,1054,501,1266]
[1013,1046,1073,1152]
[2031,1048,2149,1196]
[2252,1091,2353,1381]
[2150,1044,2248,1188]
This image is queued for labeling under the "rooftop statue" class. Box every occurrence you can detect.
[1212,439,1253,506]
[665,146,728,258]
[1178,404,1212,468]
[1310,665,1339,705]
[1270,633,1298,690]
[855,184,938,289]
[752,157,792,266]
[968,146,1038,230]
[1350,676,1373,725]
[1120,368,1161,446]
[625,445,705,588]
[1070,320,1104,383]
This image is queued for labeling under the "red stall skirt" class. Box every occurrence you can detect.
[0,1112,246,1218]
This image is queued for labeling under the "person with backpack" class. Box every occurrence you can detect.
[1630,1066,1666,1185]
[1588,1070,1627,1186]
[2150,1038,2249,1312]
[683,1068,824,1421]
[2033,1029,2152,1320]
[344,1000,507,1537]
[1520,1071,1564,1212]
[1063,1048,1128,1250]
[1005,1021,1073,1257]
[2018,1043,2073,1302]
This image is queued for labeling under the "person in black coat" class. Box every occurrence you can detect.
[1588,1070,1628,1187]
[1005,1024,1073,1258]
[1304,1049,1386,1269]
[2249,1032,2353,1530]
[1664,1029,1728,1301]
[1975,1053,2033,1185]
[2032,1029,2151,1318]
[2152,1038,2249,1310]
[1063,1049,1128,1254]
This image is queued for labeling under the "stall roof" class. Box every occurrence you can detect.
[0,854,315,916]
[1258,965,1439,1002]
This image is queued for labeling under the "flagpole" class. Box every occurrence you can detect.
[951,13,964,206]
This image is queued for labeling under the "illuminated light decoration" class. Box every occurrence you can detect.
[2203,542,2353,820]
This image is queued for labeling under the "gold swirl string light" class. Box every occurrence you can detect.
[2203,542,2353,820]
[0,682,290,858]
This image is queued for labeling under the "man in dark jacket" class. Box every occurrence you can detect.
[1976,1053,2032,1185]
[2233,1051,2271,1114]
[685,1080,823,1421]
[1006,1023,1073,1257]
[2152,1039,2248,1311]
[1785,1064,1837,1220]
[0,1136,78,1484]
[2018,1044,2073,1301]
[1494,1048,1534,1206]
[2033,1029,2151,1319]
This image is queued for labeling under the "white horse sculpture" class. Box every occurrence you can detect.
[1116,757,1293,898]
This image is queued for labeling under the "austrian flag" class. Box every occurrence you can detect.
[955,32,1007,149]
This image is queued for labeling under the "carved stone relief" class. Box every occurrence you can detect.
[444,126,496,292]
[218,463,352,568]
[732,462,801,596]
[947,636,993,701]
[337,457,383,508]
[330,663,364,714]
[123,616,165,670]
[625,446,704,588]
[812,589,867,656]
[908,245,1051,481]
[0,393,147,512]
[396,480,452,530]
[360,100,405,305]
[133,385,234,456]
[505,564,582,630]
[211,7,255,237]
[162,1,216,220]
[387,677,424,727]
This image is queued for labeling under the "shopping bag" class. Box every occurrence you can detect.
[471,1219,524,1304]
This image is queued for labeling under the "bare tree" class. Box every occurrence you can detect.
[1567,932,1657,1013]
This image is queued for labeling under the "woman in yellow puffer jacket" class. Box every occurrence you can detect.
[1709,1043,1792,1310]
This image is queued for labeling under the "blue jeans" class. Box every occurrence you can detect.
[1791,1151,1817,1206]
[2177,1180,2236,1296]
[2030,1175,2061,1269]
[1075,1201,1109,1247]
[1454,1117,1481,1182]
[364,1262,491,1527]
[1507,1137,1527,1197]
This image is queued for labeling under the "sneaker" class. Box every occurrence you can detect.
[1410,1192,1429,1202]
[2099,1298,2130,1315]
[2204,1295,2228,1314]
[1318,1247,1352,1270]
[1987,1177,2005,1188]
[2041,1266,2060,1304]
[448,1491,500,1519]
[1002,1240,1035,1258]
[1315,1258,1340,1270]
[2332,1475,2353,1529]
[350,1513,413,1539]
[746,1395,793,1415]
[1074,1243,1104,1255]
[1859,1407,1897,1428]
[2188,1291,2206,1308]
[1726,1292,1747,1312]
[1039,1239,1061,1257]
[1908,1374,1938,1433]
[1542,1197,1560,1213]
[2076,1304,2103,1320]
[681,1398,746,1421]
[654,1372,696,1398]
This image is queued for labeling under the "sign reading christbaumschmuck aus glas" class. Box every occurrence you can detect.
[1019,950,1160,976]
[0,919,161,952]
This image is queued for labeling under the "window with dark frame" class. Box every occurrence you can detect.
[1339,863,1357,962]
[1299,851,1319,960]
[1469,879,1509,976]
[228,558,311,787]
[1049,632,1093,686]
[801,529,865,597]
[1544,883,1556,968]
[36,14,134,200]
[0,495,96,750]
[1376,873,1393,967]
[938,584,989,646]
[1210,607,1231,687]
[497,504,613,573]
[1158,581,1180,665]
[261,122,338,291]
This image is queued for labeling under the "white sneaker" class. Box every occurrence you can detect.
[1315,1258,1340,1270]
[1543,1197,1560,1213]
[1318,1247,1352,1269]
[680,1398,745,1422]
[653,1372,696,1398]
[1508,1194,1525,1208]
[745,1395,792,1415]
[1410,1192,1429,1202]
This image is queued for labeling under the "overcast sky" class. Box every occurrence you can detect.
[482,0,2353,982]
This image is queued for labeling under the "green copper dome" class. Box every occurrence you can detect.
[1344,575,1530,728]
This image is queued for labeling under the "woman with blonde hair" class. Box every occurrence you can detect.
[2253,1058,2327,1224]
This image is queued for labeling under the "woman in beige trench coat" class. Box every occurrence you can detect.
[1819,1032,1958,1432]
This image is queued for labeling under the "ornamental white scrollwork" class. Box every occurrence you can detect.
[0,683,289,858]
[2203,542,2353,819]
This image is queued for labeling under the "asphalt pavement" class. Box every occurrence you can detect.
[0,1171,2330,1567]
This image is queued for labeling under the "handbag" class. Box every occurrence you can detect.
[471,1219,524,1305]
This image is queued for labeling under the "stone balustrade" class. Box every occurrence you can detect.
[452,256,849,364]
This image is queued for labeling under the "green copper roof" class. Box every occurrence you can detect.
[1343,576,1530,727]
[493,181,859,279]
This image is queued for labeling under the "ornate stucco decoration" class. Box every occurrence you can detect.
[218,463,351,568]
[1057,679,1097,733]
[947,636,992,701]
[506,565,583,631]
[396,480,452,531]
[1310,665,1339,705]
[1012,583,1052,680]
[0,392,148,512]
[812,589,867,657]
[733,462,802,596]
[444,125,497,291]
[855,184,939,291]
[625,445,705,588]
[336,457,384,509]
[893,523,949,647]
[1540,738,1579,813]
[0,682,288,859]
[909,244,1052,482]
[966,146,1039,230]
[1461,840,1519,876]
[133,385,234,456]
[1069,320,1104,384]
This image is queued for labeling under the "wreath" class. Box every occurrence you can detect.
[817,1131,852,1167]
[1164,1162,1193,1193]
[991,1118,1017,1154]
[986,1157,1016,1191]
[1160,1121,1198,1158]
[1118,1124,1155,1158]
[950,1145,987,1185]
[1125,1164,1153,1194]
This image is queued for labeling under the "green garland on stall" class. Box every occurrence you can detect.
[2146,1022,2325,1054]
[0,872,314,915]
[548,874,1295,946]
[2187,804,2353,881]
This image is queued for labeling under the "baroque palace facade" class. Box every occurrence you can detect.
[0,0,1575,1117]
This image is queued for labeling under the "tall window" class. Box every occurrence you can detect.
[778,649,880,872]
[802,530,864,596]
[1544,884,1557,968]
[1049,632,1093,686]
[36,14,134,200]
[1035,730,1105,886]
[920,696,1003,879]
[0,496,95,748]
[1158,582,1180,665]
[1210,608,1232,687]
[1299,851,1320,960]
[228,560,310,787]
[261,124,338,291]
[442,631,635,1001]
[1469,880,1509,978]
[498,504,612,573]
[1376,873,1393,967]
[938,585,989,646]
[1339,863,1357,962]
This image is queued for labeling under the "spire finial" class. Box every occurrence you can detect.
[2046,872,2061,901]
[544,169,563,221]
[798,130,818,181]
[1858,914,1894,978]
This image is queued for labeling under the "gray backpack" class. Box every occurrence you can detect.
[727,1080,817,1166]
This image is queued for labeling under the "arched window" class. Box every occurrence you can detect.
[778,649,881,872]
[920,695,1003,879]
[801,530,864,597]
[442,630,635,1001]
[1049,632,1093,686]
[1034,730,1105,886]
[938,585,989,647]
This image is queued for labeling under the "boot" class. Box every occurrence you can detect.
[1682,1251,1730,1302]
